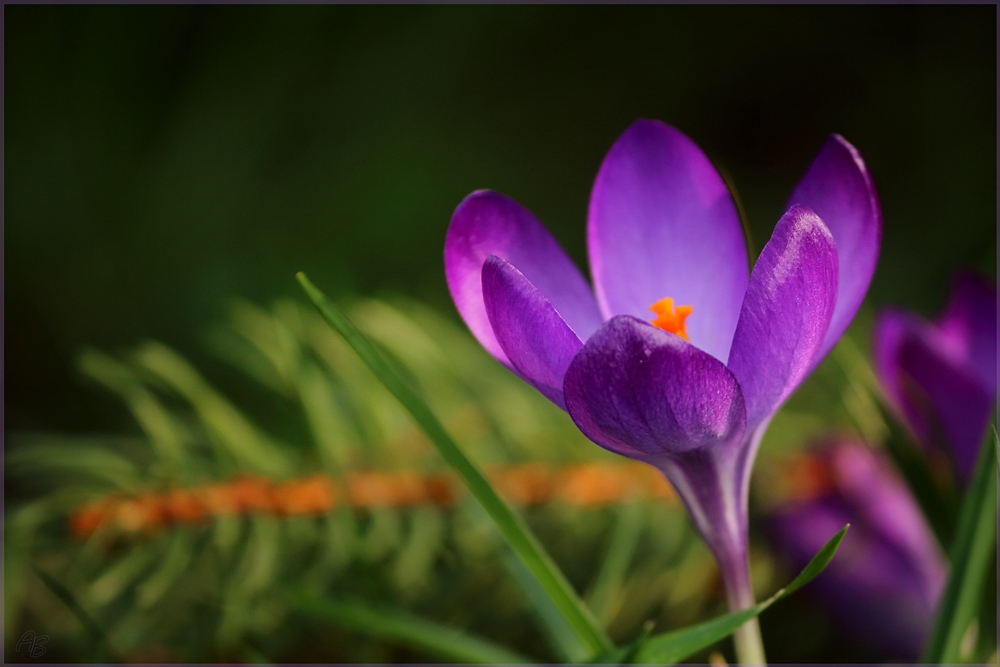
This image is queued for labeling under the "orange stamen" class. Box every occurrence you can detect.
[649,297,693,341]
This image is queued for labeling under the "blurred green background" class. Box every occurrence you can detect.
[6,4,995,436]
[3,5,997,664]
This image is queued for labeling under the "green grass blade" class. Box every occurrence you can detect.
[620,620,655,663]
[588,502,645,627]
[635,525,849,665]
[921,428,998,663]
[779,522,850,598]
[296,272,612,656]
[635,606,761,665]
[591,620,654,664]
[291,594,537,664]
[503,549,590,662]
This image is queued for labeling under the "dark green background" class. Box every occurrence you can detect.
[6,5,996,434]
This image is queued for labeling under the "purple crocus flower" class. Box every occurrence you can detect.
[444,119,880,661]
[768,438,947,660]
[873,272,997,480]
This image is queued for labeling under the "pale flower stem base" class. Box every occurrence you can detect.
[733,616,767,666]
[722,551,767,666]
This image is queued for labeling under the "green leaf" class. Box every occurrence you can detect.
[635,606,760,665]
[779,521,850,598]
[634,525,849,665]
[296,272,612,657]
[922,427,998,664]
[290,593,536,664]
[504,548,591,662]
[615,620,656,664]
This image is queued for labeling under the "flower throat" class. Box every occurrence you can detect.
[650,297,693,341]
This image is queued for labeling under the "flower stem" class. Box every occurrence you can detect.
[733,615,766,666]
[723,552,767,666]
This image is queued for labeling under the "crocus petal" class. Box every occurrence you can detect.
[587,119,749,363]
[872,309,932,442]
[445,190,603,367]
[728,205,839,430]
[874,301,995,480]
[787,135,881,363]
[563,315,747,461]
[831,443,946,600]
[935,272,997,394]
[564,315,753,609]
[482,255,583,409]
[770,500,939,660]
[898,333,993,479]
[768,440,946,661]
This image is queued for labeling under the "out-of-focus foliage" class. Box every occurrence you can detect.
[5,6,996,663]
[7,292,991,663]
[6,296,737,663]
[921,429,998,664]
[5,6,995,438]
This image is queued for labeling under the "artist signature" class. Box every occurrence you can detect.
[15,631,49,658]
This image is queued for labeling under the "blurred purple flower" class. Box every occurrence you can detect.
[444,119,881,638]
[873,272,997,479]
[768,438,947,660]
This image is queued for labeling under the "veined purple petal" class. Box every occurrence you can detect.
[728,205,839,430]
[936,271,997,395]
[482,255,583,410]
[564,315,760,623]
[565,317,757,614]
[587,120,749,363]
[445,190,603,367]
[788,135,881,363]
[563,315,747,461]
